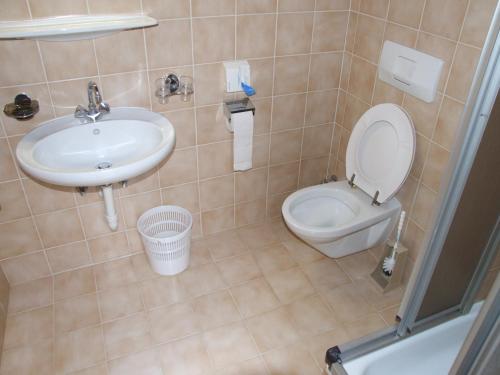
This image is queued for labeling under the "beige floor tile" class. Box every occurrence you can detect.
[179,263,227,298]
[379,305,400,325]
[8,276,53,314]
[159,334,211,375]
[107,348,163,375]
[190,239,213,266]
[264,342,320,375]
[94,258,138,291]
[305,328,351,366]
[301,258,351,288]
[216,253,262,286]
[269,218,297,243]
[286,295,338,337]
[4,306,53,350]
[266,267,315,304]
[99,283,144,322]
[343,313,387,341]
[205,229,247,260]
[55,293,100,334]
[282,238,325,264]
[254,243,296,274]
[69,363,108,374]
[230,278,281,318]
[54,267,96,301]
[193,290,241,330]
[140,276,189,310]
[0,338,53,375]
[203,322,258,369]
[129,253,158,282]
[321,282,376,324]
[218,357,269,375]
[54,325,105,374]
[337,250,378,280]
[237,224,280,249]
[148,302,201,344]
[355,278,405,311]
[246,308,300,352]
[103,313,152,360]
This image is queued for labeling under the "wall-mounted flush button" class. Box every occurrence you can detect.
[4,93,39,120]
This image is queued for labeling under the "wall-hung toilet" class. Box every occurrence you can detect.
[282,103,415,258]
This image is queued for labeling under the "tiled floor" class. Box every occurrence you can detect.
[0,220,404,374]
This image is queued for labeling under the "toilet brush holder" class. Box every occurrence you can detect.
[371,240,408,293]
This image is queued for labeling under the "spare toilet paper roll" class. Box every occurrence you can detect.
[229,111,254,171]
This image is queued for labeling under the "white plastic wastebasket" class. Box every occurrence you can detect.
[137,205,192,276]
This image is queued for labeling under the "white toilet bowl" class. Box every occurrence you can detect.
[282,103,415,258]
[282,180,401,258]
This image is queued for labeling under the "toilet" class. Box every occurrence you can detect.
[282,103,415,258]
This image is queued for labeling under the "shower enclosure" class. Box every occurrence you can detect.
[326,3,500,374]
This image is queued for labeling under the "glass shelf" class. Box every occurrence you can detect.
[0,14,158,42]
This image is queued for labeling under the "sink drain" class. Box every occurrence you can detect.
[96,161,112,170]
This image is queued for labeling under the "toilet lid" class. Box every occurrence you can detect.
[346,103,415,204]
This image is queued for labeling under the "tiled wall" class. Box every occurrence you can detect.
[332,0,497,277]
[0,0,350,283]
[0,268,9,353]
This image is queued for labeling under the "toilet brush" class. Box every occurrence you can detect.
[383,211,406,276]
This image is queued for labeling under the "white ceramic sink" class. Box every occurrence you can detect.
[16,107,175,187]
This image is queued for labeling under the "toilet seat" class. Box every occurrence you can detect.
[346,103,415,204]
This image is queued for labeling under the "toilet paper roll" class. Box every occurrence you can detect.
[228,111,254,171]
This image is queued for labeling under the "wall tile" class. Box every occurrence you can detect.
[192,0,235,16]
[270,130,302,165]
[235,168,268,203]
[142,0,191,19]
[161,182,200,213]
[434,97,464,149]
[237,15,276,58]
[359,0,389,18]
[201,206,235,235]
[193,17,235,64]
[0,40,44,86]
[302,125,333,158]
[197,141,233,179]
[159,147,198,187]
[237,0,277,14]
[40,40,98,81]
[276,13,314,55]
[421,0,468,40]
[446,44,481,102]
[312,12,348,52]
[305,90,337,125]
[199,175,235,211]
[146,19,193,69]
[354,14,385,64]
[274,55,310,95]
[461,0,497,47]
[348,57,377,103]
[309,53,342,91]
[94,30,147,75]
[388,0,426,28]
[272,93,306,131]
[196,104,232,144]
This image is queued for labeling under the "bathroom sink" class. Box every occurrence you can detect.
[16,107,175,187]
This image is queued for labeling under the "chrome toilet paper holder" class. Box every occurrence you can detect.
[223,98,255,123]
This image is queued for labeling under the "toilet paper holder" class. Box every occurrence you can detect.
[223,98,255,124]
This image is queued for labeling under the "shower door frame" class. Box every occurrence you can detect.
[326,1,500,371]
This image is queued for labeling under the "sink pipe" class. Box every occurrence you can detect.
[101,184,118,231]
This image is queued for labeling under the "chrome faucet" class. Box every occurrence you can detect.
[75,81,110,122]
